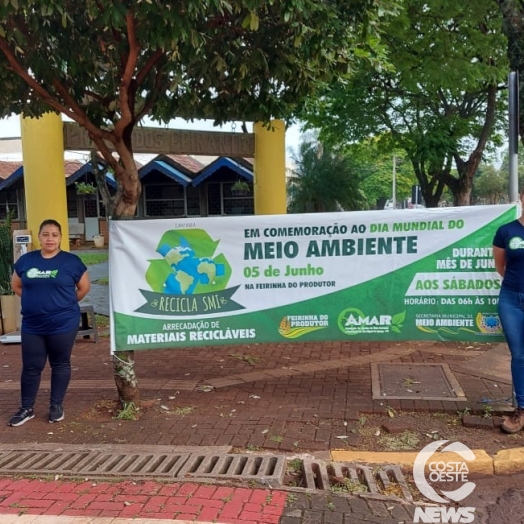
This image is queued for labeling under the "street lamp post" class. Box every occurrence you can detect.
[392,155,396,210]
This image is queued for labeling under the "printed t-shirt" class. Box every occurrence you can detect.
[14,250,87,334]
[493,219,524,293]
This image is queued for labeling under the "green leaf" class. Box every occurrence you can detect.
[249,13,259,31]
[392,311,406,325]
[241,12,259,31]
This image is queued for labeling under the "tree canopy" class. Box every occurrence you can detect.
[299,0,508,207]
[0,0,399,404]
[288,136,368,213]
[0,0,397,216]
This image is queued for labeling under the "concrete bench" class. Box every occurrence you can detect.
[78,304,99,343]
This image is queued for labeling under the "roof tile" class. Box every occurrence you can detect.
[0,161,22,179]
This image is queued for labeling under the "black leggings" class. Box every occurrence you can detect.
[20,328,77,409]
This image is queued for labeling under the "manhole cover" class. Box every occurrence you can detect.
[371,363,467,401]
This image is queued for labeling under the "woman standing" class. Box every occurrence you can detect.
[493,195,524,433]
[8,219,90,426]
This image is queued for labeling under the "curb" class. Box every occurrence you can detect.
[330,446,524,477]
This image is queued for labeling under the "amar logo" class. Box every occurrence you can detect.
[509,236,524,250]
[26,268,58,279]
[337,308,405,336]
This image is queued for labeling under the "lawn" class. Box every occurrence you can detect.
[77,252,108,265]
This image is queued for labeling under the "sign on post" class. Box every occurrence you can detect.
[63,122,255,157]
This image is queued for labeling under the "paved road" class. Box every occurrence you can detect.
[77,250,109,316]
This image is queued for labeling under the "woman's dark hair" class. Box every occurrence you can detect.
[39,219,62,234]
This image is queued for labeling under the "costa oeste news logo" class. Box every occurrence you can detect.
[412,440,476,523]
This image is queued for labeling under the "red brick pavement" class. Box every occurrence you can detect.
[0,337,509,523]
[0,477,287,522]
[0,337,510,451]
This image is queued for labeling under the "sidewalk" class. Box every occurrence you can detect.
[0,255,515,522]
[0,333,515,523]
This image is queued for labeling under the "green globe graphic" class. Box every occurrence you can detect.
[145,229,231,295]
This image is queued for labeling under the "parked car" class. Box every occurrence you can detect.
[383,197,425,210]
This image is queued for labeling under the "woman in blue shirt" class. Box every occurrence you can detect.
[493,199,524,433]
[8,219,90,426]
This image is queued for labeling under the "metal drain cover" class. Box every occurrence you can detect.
[371,363,467,401]
[0,447,285,487]
[179,454,286,487]
[302,459,413,501]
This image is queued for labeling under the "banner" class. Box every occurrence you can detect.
[109,205,517,353]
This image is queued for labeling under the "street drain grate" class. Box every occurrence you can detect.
[0,450,192,478]
[76,452,191,477]
[179,454,286,487]
[0,447,414,501]
[371,362,467,401]
[302,459,413,501]
[0,449,285,487]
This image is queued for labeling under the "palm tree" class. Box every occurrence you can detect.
[287,137,367,213]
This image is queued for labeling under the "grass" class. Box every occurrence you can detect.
[95,314,110,330]
[287,458,303,474]
[94,277,109,286]
[378,430,420,451]
[77,252,108,265]
[174,406,195,416]
[331,478,368,494]
[114,402,139,420]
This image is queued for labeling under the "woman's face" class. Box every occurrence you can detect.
[39,224,61,253]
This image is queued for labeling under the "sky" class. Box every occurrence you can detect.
[0,114,303,163]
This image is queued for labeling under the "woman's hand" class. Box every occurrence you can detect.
[493,246,506,277]
[76,271,91,301]
[11,271,22,297]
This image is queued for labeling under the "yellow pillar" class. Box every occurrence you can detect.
[21,113,69,250]
[253,120,286,215]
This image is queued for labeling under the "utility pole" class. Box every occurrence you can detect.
[509,71,519,202]
[392,155,397,210]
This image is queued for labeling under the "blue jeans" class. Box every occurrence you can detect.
[20,328,78,409]
[498,287,524,407]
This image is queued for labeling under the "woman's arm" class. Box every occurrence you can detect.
[76,270,91,301]
[493,246,506,277]
[11,270,22,297]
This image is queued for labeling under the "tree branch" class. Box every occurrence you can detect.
[115,11,140,133]
[135,49,164,86]
[0,37,115,143]
[135,67,165,122]
[0,38,71,116]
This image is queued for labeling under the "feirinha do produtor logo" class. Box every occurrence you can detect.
[136,229,244,316]
[278,314,328,339]
[412,440,476,523]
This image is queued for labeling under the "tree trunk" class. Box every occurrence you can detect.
[113,350,139,406]
[90,132,142,407]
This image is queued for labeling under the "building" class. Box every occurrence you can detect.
[0,154,254,244]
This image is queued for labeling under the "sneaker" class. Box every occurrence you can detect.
[49,404,64,423]
[501,407,524,434]
[8,407,34,427]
